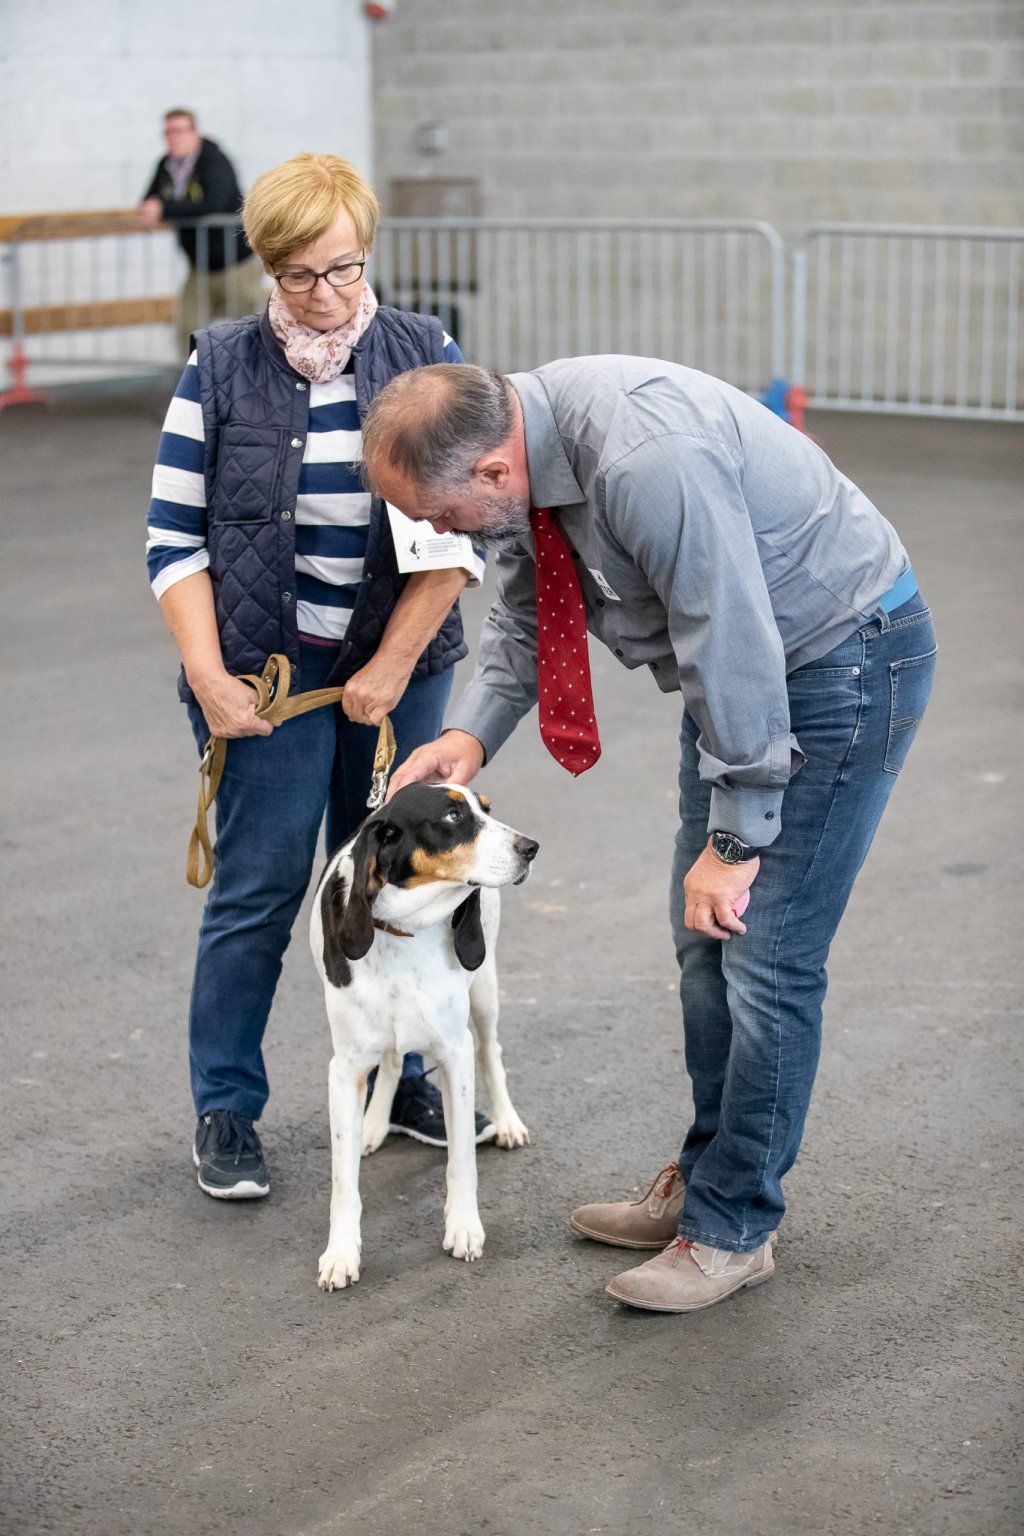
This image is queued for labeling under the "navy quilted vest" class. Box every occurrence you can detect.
[177,305,467,703]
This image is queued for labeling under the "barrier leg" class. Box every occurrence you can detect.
[0,342,49,413]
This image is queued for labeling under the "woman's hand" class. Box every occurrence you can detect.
[387,731,485,799]
[191,670,274,739]
[683,842,760,941]
[342,655,415,726]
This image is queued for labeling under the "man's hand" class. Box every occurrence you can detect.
[341,655,414,726]
[136,197,164,230]
[683,842,760,941]
[191,670,274,739]
[387,730,485,799]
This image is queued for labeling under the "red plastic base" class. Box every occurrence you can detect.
[0,344,50,413]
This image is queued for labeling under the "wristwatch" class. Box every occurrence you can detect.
[709,830,758,865]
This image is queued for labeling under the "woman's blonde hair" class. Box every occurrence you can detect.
[242,152,381,272]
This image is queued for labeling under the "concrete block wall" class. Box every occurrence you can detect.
[370,0,1024,233]
[0,0,373,214]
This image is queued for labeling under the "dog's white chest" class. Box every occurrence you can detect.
[323,926,471,1063]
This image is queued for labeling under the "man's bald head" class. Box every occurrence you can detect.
[361,364,516,496]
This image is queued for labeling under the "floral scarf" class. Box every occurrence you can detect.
[268,283,379,385]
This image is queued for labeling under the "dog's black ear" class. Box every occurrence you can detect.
[320,869,354,988]
[338,820,386,961]
[476,793,492,813]
[451,888,486,971]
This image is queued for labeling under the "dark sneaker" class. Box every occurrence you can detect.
[193,1110,270,1199]
[388,1071,496,1148]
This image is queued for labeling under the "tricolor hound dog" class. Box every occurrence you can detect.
[310,783,538,1291]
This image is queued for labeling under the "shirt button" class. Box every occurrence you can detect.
[282,591,292,603]
[596,597,605,608]
[280,509,292,520]
[290,437,303,448]
[765,811,775,820]
[614,647,624,658]
[651,662,659,672]
[295,381,307,391]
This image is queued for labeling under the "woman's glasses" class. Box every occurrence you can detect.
[273,257,366,294]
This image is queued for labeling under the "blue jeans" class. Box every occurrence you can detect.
[186,644,454,1119]
[671,594,937,1251]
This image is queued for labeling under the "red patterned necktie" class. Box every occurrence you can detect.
[530,507,602,775]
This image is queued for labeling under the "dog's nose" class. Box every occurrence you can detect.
[514,836,539,862]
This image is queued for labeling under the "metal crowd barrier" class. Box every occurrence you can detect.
[373,216,787,391]
[2,210,1022,420]
[792,223,1023,422]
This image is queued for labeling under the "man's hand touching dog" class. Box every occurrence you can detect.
[387,729,485,799]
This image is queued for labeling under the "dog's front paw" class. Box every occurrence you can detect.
[317,1242,362,1291]
[443,1215,485,1262]
[492,1113,531,1150]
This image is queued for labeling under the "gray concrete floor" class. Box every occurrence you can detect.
[2,395,1022,1536]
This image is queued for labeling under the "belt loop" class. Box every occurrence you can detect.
[874,604,892,633]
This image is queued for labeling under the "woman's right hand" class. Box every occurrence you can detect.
[190,670,274,738]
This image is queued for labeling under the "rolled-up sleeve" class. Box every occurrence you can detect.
[445,538,539,762]
[605,435,804,846]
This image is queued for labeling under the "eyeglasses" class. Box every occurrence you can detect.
[273,257,367,294]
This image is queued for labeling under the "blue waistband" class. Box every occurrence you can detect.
[877,566,918,613]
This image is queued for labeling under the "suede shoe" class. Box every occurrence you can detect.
[569,1162,686,1248]
[605,1237,774,1312]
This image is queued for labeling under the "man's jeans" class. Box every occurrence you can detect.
[186,643,453,1120]
[671,594,937,1252]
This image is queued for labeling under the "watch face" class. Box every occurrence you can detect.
[713,831,747,863]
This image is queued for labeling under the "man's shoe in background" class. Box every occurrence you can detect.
[569,1162,686,1248]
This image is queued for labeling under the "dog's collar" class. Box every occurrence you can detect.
[372,918,413,939]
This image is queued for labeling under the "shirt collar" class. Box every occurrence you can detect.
[507,371,584,510]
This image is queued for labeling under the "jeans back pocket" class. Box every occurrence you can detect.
[884,647,937,774]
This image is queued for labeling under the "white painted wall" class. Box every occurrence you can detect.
[0,0,374,213]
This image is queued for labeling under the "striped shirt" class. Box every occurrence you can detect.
[146,334,483,643]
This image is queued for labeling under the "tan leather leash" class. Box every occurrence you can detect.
[186,653,396,890]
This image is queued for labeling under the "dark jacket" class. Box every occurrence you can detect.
[142,138,250,272]
[178,304,468,704]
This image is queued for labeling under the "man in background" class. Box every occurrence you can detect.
[137,109,265,354]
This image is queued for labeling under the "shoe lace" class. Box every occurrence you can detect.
[399,1071,442,1115]
[630,1162,681,1207]
[207,1110,261,1164]
[665,1237,695,1268]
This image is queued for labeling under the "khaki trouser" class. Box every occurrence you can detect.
[177,255,267,356]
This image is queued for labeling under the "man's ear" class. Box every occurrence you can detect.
[451,889,486,971]
[473,451,511,490]
[339,820,385,960]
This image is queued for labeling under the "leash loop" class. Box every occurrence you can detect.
[186,654,397,889]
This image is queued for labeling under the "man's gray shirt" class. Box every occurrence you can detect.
[447,356,909,846]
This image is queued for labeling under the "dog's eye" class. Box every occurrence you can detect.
[442,807,461,823]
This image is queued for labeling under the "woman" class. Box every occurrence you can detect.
[146,153,491,1199]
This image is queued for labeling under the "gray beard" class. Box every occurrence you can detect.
[469,495,533,549]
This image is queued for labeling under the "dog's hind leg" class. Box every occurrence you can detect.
[317,1055,365,1291]
[362,1049,402,1156]
[437,1030,485,1261]
[469,960,531,1150]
